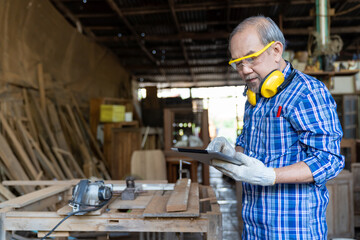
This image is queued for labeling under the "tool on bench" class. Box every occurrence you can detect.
[69,177,145,214]
[121,176,142,200]
[69,179,113,214]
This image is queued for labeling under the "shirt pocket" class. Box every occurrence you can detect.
[259,116,297,162]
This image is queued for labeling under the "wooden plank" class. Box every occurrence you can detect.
[71,95,104,161]
[47,101,70,152]
[64,105,97,177]
[0,112,38,180]
[0,184,15,200]
[0,132,34,193]
[2,180,80,186]
[2,180,168,186]
[96,157,111,180]
[15,119,42,173]
[24,131,63,180]
[29,92,58,148]
[37,135,66,179]
[143,183,199,217]
[53,147,85,178]
[4,211,208,233]
[22,89,38,142]
[109,194,154,209]
[166,178,191,212]
[37,63,46,112]
[0,185,71,208]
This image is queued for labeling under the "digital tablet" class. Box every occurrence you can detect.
[171,148,242,166]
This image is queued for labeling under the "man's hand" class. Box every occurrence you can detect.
[212,152,276,186]
[206,137,236,158]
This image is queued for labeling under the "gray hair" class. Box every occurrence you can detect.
[229,16,286,51]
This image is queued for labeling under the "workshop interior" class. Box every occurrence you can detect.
[0,0,360,239]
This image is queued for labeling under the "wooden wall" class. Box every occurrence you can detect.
[0,0,132,103]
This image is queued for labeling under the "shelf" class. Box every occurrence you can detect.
[304,69,359,77]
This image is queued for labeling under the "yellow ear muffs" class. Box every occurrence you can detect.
[245,69,293,106]
[260,70,285,98]
[247,89,257,106]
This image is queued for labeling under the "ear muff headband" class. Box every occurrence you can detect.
[246,68,296,106]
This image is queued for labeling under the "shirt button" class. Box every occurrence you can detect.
[249,151,253,155]
[251,127,255,130]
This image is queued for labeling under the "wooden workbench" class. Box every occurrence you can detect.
[0,180,222,239]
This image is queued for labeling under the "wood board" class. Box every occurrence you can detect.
[166,178,191,212]
[0,185,71,208]
[143,182,199,217]
[108,194,154,209]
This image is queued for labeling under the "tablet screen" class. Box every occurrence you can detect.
[171,148,241,166]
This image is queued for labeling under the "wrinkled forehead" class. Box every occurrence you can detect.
[229,28,264,59]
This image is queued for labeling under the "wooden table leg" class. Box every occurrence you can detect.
[202,164,210,185]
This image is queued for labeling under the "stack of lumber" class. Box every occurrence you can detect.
[0,83,110,199]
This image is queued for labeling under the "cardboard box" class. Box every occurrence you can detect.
[100,104,125,122]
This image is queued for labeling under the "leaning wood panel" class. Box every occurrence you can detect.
[110,128,141,180]
[326,170,354,239]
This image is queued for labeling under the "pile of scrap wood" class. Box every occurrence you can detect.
[0,85,110,200]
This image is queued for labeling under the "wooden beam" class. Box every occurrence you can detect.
[52,0,95,38]
[106,0,317,16]
[106,0,166,77]
[0,185,70,209]
[3,211,208,232]
[168,0,195,82]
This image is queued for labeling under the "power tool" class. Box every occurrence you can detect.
[69,179,113,215]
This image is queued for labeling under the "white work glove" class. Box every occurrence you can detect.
[206,137,236,158]
[212,152,276,186]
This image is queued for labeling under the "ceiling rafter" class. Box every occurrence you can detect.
[50,0,360,88]
[105,0,166,79]
[51,0,95,38]
[224,0,232,85]
[168,0,195,83]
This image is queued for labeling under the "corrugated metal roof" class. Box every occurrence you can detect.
[51,0,360,88]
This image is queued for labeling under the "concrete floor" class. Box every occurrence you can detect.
[208,166,240,240]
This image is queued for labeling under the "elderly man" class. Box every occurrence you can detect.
[207,16,344,239]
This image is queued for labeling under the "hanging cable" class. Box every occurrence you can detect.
[40,196,112,240]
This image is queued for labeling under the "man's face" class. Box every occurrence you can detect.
[230,28,277,93]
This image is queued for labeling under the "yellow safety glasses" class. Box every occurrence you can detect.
[229,41,275,70]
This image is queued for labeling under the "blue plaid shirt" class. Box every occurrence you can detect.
[236,63,344,239]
